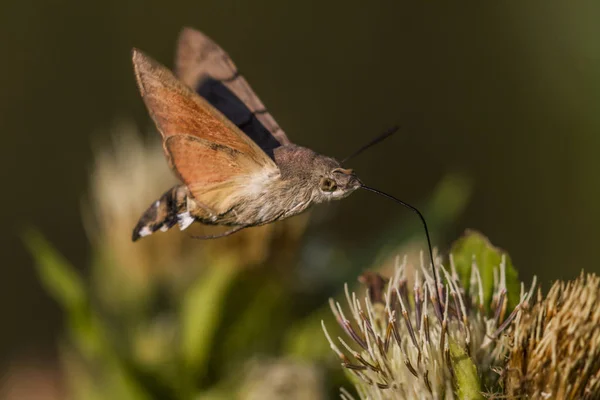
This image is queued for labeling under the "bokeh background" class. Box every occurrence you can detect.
[1,1,599,398]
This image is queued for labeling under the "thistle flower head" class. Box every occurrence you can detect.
[323,254,536,399]
[505,272,600,399]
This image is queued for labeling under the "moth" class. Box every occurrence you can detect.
[131,28,443,308]
[131,28,366,241]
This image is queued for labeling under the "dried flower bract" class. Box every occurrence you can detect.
[505,273,600,400]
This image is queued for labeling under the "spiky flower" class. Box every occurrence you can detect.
[504,272,600,399]
[322,255,536,399]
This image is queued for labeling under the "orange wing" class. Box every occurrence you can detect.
[175,27,291,146]
[132,50,279,210]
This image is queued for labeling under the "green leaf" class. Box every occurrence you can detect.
[23,228,86,313]
[23,229,98,354]
[450,230,520,309]
[180,258,239,381]
[449,339,484,400]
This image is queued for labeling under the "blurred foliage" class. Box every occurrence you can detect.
[24,126,472,399]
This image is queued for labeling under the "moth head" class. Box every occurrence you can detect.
[316,162,361,200]
[275,147,361,202]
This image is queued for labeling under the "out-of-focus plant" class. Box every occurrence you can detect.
[24,122,470,399]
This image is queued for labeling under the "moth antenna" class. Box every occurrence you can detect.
[360,185,443,318]
[341,125,399,164]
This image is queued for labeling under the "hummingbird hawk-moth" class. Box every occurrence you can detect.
[131,28,443,310]
[131,28,364,241]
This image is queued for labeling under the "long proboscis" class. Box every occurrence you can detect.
[360,185,443,316]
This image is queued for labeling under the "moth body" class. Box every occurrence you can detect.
[132,144,360,241]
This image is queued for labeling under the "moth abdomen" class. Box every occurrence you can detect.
[132,185,191,241]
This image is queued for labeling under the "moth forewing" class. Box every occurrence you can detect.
[132,49,276,170]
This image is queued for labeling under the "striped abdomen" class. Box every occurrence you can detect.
[132,185,192,241]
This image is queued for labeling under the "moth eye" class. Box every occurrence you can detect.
[320,177,337,192]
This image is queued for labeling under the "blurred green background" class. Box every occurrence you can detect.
[1,0,599,398]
